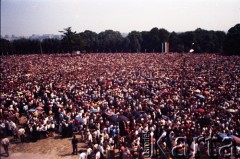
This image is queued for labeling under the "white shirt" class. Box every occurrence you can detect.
[95,151,101,159]
[86,148,92,156]
[79,152,87,159]
[88,133,93,142]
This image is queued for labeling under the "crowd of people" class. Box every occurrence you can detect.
[0,53,239,158]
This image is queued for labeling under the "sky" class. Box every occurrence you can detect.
[1,0,240,36]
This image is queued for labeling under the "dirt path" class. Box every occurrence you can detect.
[2,134,87,159]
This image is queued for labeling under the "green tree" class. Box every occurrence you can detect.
[223,24,240,55]
[42,38,61,53]
[0,39,11,55]
[79,30,99,53]
[98,30,124,53]
[59,27,79,52]
[141,28,170,52]
[12,38,40,54]
[179,31,196,52]
[169,32,184,53]
[127,31,142,52]
[215,31,226,53]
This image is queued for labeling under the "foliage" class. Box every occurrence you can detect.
[1,24,239,55]
[223,24,240,55]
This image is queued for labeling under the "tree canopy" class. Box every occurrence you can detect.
[1,24,239,55]
[223,24,240,55]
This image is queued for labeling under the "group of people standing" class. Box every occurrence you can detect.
[0,53,239,158]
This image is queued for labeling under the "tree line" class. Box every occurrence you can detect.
[1,24,239,55]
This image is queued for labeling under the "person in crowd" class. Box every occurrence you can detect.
[1,137,10,157]
[72,135,78,155]
[79,150,87,159]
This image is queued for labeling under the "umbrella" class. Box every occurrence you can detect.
[75,117,84,123]
[36,106,43,110]
[139,81,145,84]
[84,93,91,97]
[198,118,212,126]
[226,109,238,113]
[194,89,201,93]
[123,88,128,93]
[118,115,129,122]
[197,94,205,99]
[55,84,62,89]
[28,108,36,112]
[19,116,28,124]
[107,115,118,123]
[231,135,240,144]
[38,103,44,107]
[147,101,154,105]
[90,108,99,113]
[0,95,6,100]
[197,108,205,113]
[218,86,224,90]
[105,111,115,116]
[57,104,63,108]
[203,91,210,95]
[133,111,145,119]
[25,73,31,77]
[118,94,124,98]
[18,92,23,95]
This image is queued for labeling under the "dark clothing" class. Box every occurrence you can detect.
[72,138,78,154]
[3,144,9,156]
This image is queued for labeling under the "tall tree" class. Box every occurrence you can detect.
[98,30,123,53]
[169,32,184,53]
[215,31,226,53]
[12,38,40,54]
[42,38,61,53]
[79,30,99,53]
[223,24,240,55]
[0,39,11,55]
[179,31,196,52]
[127,31,142,52]
[59,27,79,52]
